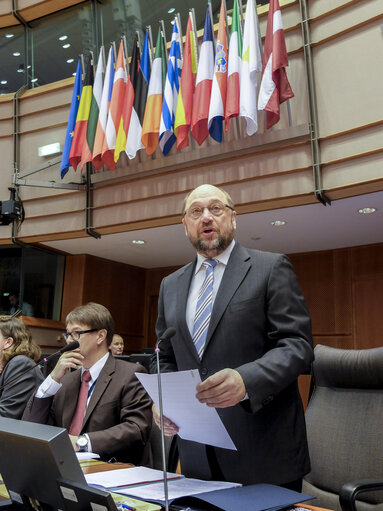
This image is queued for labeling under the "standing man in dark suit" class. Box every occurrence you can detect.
[23,302,152,465]
[151,184,313,489]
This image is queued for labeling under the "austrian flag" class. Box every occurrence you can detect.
[258,0,294,129]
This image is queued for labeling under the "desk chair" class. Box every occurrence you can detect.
[302,344,383,511]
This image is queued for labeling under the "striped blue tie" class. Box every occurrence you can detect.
[192,259,217,358]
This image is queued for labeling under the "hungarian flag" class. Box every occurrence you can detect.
[69,56,93,172]
[159,19,182,156]
[174,13,197,150]
[81,47,104,170]
[60,58,82,178]
[92,46,114,170]
[102,41,127,169]
[225,0,242,132]
[258,0,294,129]
[141,28,166,156]
[126,32,150,159]
[191,7,215,146]
[208,0,228,143]
[239,0,261,136]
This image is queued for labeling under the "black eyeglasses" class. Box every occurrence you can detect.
[184,203,234,220]
[62,329,98,342]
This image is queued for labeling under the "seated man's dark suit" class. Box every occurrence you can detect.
[152,243,314,485]
[23,354,152,465]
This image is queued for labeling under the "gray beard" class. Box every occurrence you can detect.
[192,234,232,256]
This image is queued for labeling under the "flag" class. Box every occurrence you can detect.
[126,32,150,159]
[258,0,294,129]
[225,0,242,132]
[159,19,182,156]
[174,13,197,150]
[141,28,166,156]
[60,58,82,178]
[208,0,228,142]
[92,46,114,170]
[69,56,93,171]
[191,7,215,146]
[81,47,104,169]
[114,60,134,162]
[239,0,262,135]
[102,41,127,169]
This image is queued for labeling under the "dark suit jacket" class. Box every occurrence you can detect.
[0,355,44,419]
[152,243,314,485]
[23,354,153,465]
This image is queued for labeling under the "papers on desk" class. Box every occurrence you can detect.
[85,466,182,489]
[116,477,240,501]
[120,481,313,511]
[76,452,100,461]
[135,369,236,450]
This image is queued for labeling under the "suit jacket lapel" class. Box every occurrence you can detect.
[176,260,201,364]
[82,355,114,428]
[203,243,251,353]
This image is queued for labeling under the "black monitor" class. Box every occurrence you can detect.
[0,417,86,510]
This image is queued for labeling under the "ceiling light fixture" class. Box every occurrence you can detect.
[62,43,71,49]
[13,52,21,57]
[131,240,146,245]
[168,7,175,13]
[270,220,286,226]
[0,80,7,85]
[66,58,74,64]
[38,142,61,157]
[358,207,376,214]
[59,35,68,41]
[5,34,14,39]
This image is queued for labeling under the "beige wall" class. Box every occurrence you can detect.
[0,0,382,245]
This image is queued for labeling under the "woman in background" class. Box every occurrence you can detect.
[109,334,124,356]
[0,317,44,418]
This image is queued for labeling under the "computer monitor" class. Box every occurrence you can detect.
[0,417,86,510]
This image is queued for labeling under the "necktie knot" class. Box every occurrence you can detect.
[82,370,91,383]
[203,259,217,270]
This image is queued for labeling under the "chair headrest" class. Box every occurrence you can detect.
[313,344,383,389]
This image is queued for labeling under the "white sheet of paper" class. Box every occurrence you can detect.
[85,466,182,489]
[116,477,241,501]
[76,452,100,460]
[135,369,236,450]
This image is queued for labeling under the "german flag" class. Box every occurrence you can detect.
[69,57,94,171]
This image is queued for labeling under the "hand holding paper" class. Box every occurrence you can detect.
[135,370,236,450]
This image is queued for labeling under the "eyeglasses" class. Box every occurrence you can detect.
[184,203,234,220]
[62,329,98,342]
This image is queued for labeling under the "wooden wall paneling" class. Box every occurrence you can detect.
[61,254,86,318]
[290,249,353,339]
[353,275,383,349]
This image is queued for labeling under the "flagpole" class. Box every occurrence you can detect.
[176,12,183,60]
[160,20,169,63]
[190,8,199,65]
[122,36,129,74]
[148,25,154,66]
[208,0,216,48]
[238,0,244,34]
[223,0,230,45]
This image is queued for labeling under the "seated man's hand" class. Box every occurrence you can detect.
[51,350,84,383]
[152,403,179,436]
[196,368,246,408]
[69,435,79,451]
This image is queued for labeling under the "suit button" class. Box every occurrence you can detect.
[201,367,208,376]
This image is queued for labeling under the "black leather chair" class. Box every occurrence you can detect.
[302,344,383,511]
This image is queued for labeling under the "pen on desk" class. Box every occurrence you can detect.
[120,504,136,511]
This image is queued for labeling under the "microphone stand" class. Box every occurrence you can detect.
[155,343,169,511]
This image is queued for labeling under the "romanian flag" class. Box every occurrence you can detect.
[126,32,150,159]
[60,58,82,178]
[82,47,104,169]
[258,0,294,129]
[174,12,197,150]
[69,56,93,172]
[159,19,182,156]
[92,46,114,170]
[102,41,127,169]
[141,28,166,156]
[208,0,228,143]
[225,0,242,132]
[239,0,262,135]
[191,8,215,146]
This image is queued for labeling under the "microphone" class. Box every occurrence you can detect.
[0,340,80,393]
[155,326,176,511]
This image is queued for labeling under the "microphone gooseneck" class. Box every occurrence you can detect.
[155,326,176,511]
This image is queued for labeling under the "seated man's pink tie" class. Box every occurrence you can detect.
[69,370,91,435]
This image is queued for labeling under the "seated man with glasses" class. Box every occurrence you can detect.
[23,302,152,466]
